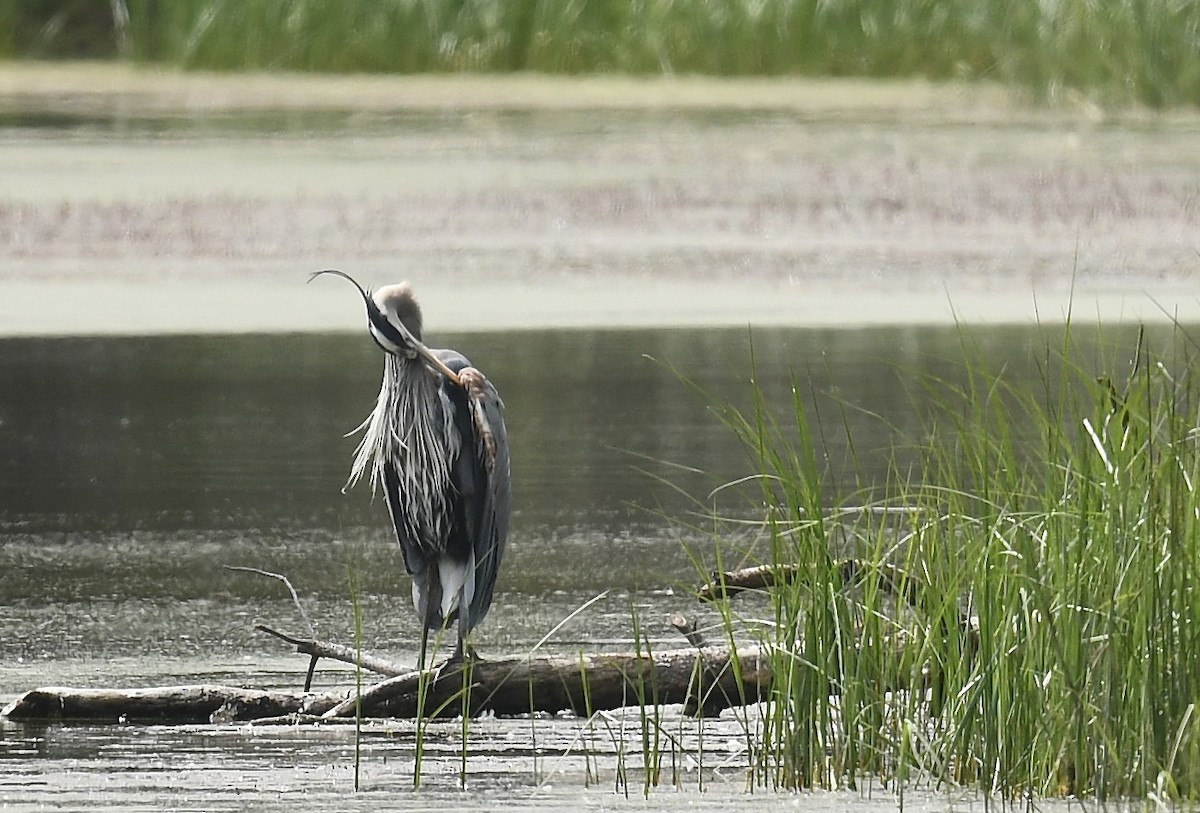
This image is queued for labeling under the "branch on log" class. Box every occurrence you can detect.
[255,624,407,678]
[697,558,918,605]
[0,684,344,725]
[670,613,708,648]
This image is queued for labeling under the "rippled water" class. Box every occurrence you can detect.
[0,322,1176,807]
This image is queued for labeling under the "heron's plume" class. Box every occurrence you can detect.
[346,353,461,549]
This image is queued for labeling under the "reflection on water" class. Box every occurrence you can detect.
[0,322,1180,805]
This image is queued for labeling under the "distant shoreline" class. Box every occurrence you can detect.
[0,62,1101,119]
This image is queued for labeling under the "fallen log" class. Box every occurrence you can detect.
[258,619,770,719]
[0,684,344,724]
[1,645,771,724]
[323,645,769,720]
[697,559,918,605]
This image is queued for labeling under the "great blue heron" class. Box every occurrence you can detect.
[311,269,511,668]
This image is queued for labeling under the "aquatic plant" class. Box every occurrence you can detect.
[346,561,365,791]
[707,322,1200,799]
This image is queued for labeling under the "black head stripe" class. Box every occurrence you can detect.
[366,299,410,352]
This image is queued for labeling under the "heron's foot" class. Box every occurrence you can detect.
[440,642,483,669]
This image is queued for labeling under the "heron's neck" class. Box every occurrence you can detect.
[347,354,451,491]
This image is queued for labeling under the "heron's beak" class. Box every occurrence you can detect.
[309,269,462,386]
[401,331,463,386]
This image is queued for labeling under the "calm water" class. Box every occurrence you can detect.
[0,322,1174,807]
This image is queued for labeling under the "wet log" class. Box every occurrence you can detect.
[0,684,343,724]
[322,645,769,720]
[697,559,918,605]
[696,563,800,601]
[1,645,770,724]
[257,620,769,719]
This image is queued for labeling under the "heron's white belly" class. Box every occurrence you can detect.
[437,555,475,619]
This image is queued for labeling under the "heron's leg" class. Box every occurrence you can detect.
[418,568,440,672]
[418,628,431,674]
[449,594,470,664]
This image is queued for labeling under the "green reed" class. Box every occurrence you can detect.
[7,0,1197,107]
[345,558,365,791]
[708,323,1200,798]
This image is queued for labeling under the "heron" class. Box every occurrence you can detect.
[311,269,511,669]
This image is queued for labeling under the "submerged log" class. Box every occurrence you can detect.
[1,645,770,725]
[697,559,918,605]
[696,563,801,601]
[0,684,343,724]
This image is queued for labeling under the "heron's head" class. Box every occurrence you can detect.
[308,268,423,355]
[371,282,424,350]
[310,269,461,384]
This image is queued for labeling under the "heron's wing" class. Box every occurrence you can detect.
[457,366,511,628]
[434,350,511,632]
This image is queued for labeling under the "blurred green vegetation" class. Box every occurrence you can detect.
[1,0,1198,107]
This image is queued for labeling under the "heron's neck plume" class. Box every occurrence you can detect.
[345,355,460,542]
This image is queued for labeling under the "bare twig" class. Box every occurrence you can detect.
[224,566,315,636]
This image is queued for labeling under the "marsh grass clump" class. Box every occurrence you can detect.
[711,324,1200,799]
[6,0,1199,106]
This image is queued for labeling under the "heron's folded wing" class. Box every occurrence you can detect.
[457,367,512,628]
[383,462,429,579]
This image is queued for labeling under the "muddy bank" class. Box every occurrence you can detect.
[0,65,1197,335]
